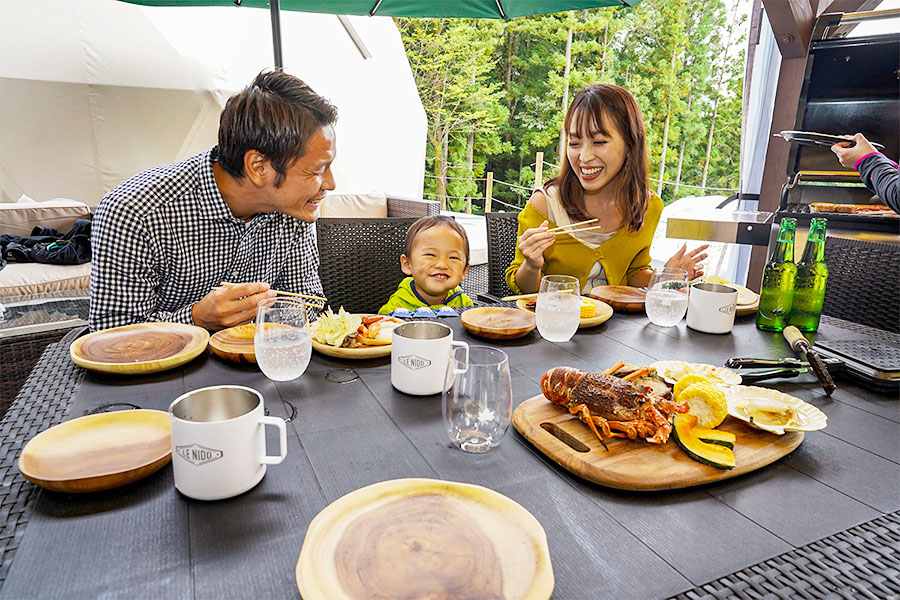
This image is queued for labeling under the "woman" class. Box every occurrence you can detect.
[505,84,707,295]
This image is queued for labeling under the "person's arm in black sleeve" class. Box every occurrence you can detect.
[857,153,900,214]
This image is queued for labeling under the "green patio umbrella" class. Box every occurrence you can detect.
[120,0,642,67]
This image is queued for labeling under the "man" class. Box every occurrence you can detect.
[90,70,337,331]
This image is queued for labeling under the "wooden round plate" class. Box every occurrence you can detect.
[70,322,209,374]
[516,297,613,328]
[296,478,554,600]
[461,306,536,339]
[18,409,171,493]
[589,285,647,312]
[209,324,256,363]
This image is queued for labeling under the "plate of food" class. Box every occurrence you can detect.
[512,363,804,491]
[296,478,554,600]
[649,360,742,385]
[723,385,827,435]
[309,308,403,359]
[460,306,536,339]
[70,322,209,374]
[516,296,613,328]
[209,324,257,363]
[18,409,171,493]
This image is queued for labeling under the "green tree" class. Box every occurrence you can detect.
[396,18,507,210]
[398,0,748,212]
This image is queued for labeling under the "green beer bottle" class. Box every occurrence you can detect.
[756,218,797,331]
[790,217,829,332]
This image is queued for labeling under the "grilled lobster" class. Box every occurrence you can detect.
[540,361,689,449]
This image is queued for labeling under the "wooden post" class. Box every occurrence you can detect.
[485,172,493,213]
[534,152,543,190]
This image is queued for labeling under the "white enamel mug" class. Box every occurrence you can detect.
[686,283,739,334]
[391,321,469,396]
[169,385,287,501]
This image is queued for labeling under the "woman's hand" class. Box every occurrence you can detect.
[831,133,878,169]
[665,243,709,280]
[518,220,556,270]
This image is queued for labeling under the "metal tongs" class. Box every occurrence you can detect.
[725,357,843,384]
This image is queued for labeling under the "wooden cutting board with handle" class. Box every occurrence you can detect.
[589,285,646,312]
[513,396,803,491]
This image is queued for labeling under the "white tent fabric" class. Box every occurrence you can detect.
[0,0,426,205]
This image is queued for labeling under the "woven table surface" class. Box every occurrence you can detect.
[0,328,84,586]
[672,511,900,600]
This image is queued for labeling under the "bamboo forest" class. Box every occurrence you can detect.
[396,0,749,213]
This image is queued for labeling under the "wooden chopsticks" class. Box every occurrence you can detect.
[546,218,603,235]
[218,282,327,303]
[500,289,575,302]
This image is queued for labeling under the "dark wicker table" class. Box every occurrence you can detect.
[1,313,898,599]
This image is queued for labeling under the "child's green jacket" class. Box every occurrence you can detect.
[378,277,474,314]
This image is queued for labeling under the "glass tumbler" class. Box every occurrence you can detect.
[254,297,312,381]
[442,345,513,453]
[535,274,581,342]
[644,268,689,327]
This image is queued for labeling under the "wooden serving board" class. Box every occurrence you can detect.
[513,396,803,491]
[460,306,535,339]
[589,285,647,312]
[209,324,256,363]
[70,322,209,374]
[18,410,171,493]
[296,478,554,600]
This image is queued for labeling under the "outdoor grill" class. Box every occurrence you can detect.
[778,9,900,234]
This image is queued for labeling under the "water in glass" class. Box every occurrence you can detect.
[535,274,580,342]
[535,293,580,341]
[255,331,312,381]
[645,267,689,327]
[645,290,689,326]
[255,297,312,381]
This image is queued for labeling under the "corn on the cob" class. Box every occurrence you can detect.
[679,381,728,428]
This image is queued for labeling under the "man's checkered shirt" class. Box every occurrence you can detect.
[89,148,324,331]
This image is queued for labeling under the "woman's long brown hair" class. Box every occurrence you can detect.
[544,84,649,232]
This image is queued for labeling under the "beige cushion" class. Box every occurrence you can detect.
[319,193,388,218]
[0,200,91,237]
[0,262,91,297]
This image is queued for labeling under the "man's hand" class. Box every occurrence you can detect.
[665,243,709,280]
[831,133,878,169]
[191,282,276,331]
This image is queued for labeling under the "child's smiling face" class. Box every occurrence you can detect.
[401,224,469,305]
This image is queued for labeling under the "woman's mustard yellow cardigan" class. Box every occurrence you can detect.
[504,193,663,294]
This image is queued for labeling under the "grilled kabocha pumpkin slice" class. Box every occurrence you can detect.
[672,414,735,470]
[692,426,736,449]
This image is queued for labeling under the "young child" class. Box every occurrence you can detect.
[379,216,475,314]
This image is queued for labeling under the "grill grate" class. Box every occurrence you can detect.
[815,340,900,373]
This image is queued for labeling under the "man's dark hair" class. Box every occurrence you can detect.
[217,70,337,186]
[403,216,470,265]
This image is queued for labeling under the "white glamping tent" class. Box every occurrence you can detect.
[0,0,427,206]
